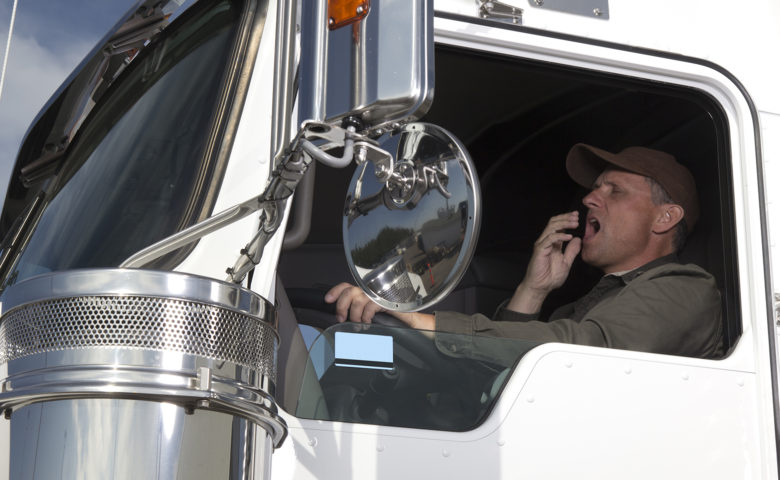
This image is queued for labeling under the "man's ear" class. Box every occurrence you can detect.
[653,204,684,234]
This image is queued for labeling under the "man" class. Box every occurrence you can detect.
[326,143,724,358]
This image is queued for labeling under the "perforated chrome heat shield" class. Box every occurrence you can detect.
[0,269,286,479]
[0,294,276,380]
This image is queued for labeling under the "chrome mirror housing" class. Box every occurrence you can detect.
[298,0,434,131]
[343,123,480,312]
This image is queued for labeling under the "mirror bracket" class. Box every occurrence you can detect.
[354,140,394,182]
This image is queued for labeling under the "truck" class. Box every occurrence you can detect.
[0,0,778,478]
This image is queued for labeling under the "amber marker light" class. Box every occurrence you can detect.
[328,0,370,30]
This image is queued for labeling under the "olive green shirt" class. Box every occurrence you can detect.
[435,256,723,358]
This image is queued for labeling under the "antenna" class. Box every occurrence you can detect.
[0,0,18,103]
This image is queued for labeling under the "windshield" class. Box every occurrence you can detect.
[1,0,241,288]
[295,323,539,431]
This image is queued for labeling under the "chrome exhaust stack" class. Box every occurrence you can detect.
[0,269,286,479]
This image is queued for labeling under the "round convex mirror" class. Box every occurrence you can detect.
[343,123,480,312]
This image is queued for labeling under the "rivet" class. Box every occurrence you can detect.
[564,360,573,368]
[308,437,318,447]
[376,444,384,452]
[593,8,602,16]
[534,0,543,5]
[681,373,689,381]
[356,6,364,14]
[624,367,632,375]
[737,379,745,387]
[497,439,505,446]
[442,449,450,458]
[527,395,535,403]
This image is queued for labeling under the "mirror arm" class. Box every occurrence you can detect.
[120,154,309,272]
[225,149,310,283]
[226,198,287,283]
[299,131,355,168]
[121,124,359,278]
[225,126,357,283]
[119,194,265,268]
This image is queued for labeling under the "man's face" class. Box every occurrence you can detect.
[581,169,661,273]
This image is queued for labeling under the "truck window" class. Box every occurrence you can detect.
[0,0,243,289]
[294,322,539,431]
[278,42,740,388]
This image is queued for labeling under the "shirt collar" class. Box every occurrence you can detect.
[617,253,679,283]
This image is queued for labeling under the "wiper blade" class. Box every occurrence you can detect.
[0,192,44,279]
[16,1,175,186]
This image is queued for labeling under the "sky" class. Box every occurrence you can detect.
[0,0,137,209]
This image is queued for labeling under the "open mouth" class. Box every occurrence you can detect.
[584,216,601,241]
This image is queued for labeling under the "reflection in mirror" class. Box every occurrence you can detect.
[343,123,480,312]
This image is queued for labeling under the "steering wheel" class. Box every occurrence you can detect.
[286,286,464,379]
[288,287,494,429]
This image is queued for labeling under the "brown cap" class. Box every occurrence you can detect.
[566,143,699,231]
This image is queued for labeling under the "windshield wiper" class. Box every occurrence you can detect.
[18,1,173,187]
[0,192,44,281]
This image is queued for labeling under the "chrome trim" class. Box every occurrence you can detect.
[5,399,271,478]
[270,0,299,165]
[0,268,271,319]
[120,195,264,268]
[298,0,435,131]
[478,0,523,24]
[0,268,286,448]
[0,295,277,376]
[0,353,286,446]
[298,0,330,124]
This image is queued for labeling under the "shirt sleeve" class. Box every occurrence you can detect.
[434,264,722,357]
[492,299,539,322]
[435,310,610,346]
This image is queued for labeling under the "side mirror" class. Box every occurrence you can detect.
[298,0,434,131]
[343,123,481,312]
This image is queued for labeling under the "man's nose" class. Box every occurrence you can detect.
[582,189,601,208]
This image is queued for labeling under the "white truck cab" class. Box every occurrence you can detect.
[0,0,778,478]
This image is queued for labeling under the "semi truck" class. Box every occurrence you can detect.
[0,0,778,478]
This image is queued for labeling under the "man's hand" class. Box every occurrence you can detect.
[506,211,582,313]
[325,282,387,323]
[324,282,435,330]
